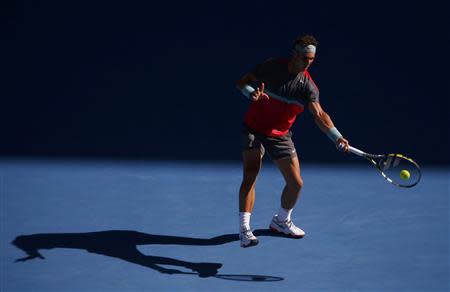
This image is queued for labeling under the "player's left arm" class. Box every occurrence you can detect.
[308,101,350,151]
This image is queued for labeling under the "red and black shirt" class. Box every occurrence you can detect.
[244,58,319,137]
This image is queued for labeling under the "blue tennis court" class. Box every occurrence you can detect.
[1,159,448,291]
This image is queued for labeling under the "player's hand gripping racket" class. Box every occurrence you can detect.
[342,145,422,188]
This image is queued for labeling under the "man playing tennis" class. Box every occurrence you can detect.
[237,35,350,247]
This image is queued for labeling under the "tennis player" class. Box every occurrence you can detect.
[236,35,350,247]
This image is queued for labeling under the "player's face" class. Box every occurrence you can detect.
[292,52,315,71]
[298,52,315,70]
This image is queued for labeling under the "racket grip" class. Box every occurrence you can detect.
[348,145,366,157]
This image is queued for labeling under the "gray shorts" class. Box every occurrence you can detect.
[242,125,297,160]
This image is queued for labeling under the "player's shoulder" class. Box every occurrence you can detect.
[304,69,313,79]
[261,57,287,65]
[304,70,317,83]
[304,70,319,90]
[256,58,288,73]
[262,57,289,65]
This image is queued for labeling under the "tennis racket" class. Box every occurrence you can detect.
[344,145,422,188]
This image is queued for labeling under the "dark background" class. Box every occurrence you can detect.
[4,0,449,164]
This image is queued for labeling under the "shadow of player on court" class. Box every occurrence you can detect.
[12,229,291,280]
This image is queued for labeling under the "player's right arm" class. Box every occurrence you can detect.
[236,73,269,101]
[308,101,350,152]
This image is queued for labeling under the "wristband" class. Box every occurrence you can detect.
[240,85,255,99]
[326,127,343,142]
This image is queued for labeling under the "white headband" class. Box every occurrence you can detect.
[295,44,316,54]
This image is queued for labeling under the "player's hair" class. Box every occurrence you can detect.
[292,35,318,49]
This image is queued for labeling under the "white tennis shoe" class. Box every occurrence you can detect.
[239,228,259,248]
[269,215,305,238]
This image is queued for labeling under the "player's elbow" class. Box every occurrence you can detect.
[236,80,245,90]
[236,74,256,89]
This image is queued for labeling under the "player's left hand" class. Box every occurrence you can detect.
[336,137,350,152]
[250,82,270,101]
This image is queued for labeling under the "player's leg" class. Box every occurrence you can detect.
[270,155,305,237]
[239,147,263,213]
[238,147,263,247]
[262,131,305,238]
[274,156,303,210]
[239,127,264,247]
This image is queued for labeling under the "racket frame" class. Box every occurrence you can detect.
[348,146,421,188]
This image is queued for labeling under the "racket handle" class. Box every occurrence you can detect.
[348,145,366,157]
[337,143,366,157]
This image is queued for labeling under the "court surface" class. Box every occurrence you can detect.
[1,159,449,291]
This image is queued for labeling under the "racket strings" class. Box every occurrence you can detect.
[377,155,421,187]
[379,155,402,171]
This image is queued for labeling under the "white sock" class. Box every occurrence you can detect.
[239,212,251,232]
[277,207,293,222]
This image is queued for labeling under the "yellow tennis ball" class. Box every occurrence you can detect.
[400,170,410,180]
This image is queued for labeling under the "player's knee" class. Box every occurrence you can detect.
[242,172,259,185]
[242,167,260,184]
[289,178,303,193]
[298,178,304,189]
